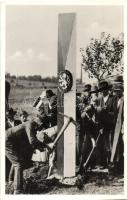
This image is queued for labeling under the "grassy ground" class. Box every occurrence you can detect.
[9,87,57,113]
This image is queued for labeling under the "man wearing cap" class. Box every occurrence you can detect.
[6,114,54,194]
[78,84,91,158]
[97,80,116,168]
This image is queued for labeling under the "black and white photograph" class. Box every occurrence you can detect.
[0,2,126,197]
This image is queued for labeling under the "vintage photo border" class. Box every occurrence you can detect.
[0,0,127,199]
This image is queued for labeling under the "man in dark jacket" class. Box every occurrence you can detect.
[6,114,54,194]
[97,81,115,168]
[6,108,22,182]
[78,84,98,174]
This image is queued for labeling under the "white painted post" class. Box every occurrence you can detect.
[57,13,76,177]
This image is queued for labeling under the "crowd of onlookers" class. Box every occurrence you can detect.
[76,75,124,176]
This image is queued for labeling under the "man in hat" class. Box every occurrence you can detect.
[45,89,57,127]
[90,85,99,106]
[20,110,28,123]
[6,113,54,194]
[33,89,57,129]
[80,84,91,108]
[77,84,91,160]
[97,80,116,168]
[78,84,99,174]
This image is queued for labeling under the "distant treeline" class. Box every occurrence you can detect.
[5,73,58,83]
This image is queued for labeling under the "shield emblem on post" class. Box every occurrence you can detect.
[58,70,73,93]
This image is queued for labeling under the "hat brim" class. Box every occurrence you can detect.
[98,86,110,92]
[90,90,99,94]
[8,111,17,116]
[113,87,124,91]
[83,89,90,92]
[114,88,122,91]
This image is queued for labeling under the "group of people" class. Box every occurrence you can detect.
[5,75,124,194]
[5,83,57,194]
[76,75,124,176]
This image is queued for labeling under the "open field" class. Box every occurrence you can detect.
[9,87,57,113]
[8,82,83,113]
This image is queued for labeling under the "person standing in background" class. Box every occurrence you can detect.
[5,81,11,112]
[97,81,115,169]
[111,75,124,174]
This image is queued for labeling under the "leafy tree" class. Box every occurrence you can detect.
[80,32,124,81]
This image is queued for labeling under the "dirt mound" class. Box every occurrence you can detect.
[6,163,124,195]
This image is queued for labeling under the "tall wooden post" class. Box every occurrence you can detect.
[57,13,76,177]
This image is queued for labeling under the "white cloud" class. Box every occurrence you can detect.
[26,48,34,59]
[9,51,23,60]
[6,49,53,76]
[37,52,51,62]
[8,49,51,62]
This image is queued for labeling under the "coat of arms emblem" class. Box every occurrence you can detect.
[58,70,73,93]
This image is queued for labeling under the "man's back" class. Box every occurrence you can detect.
[6,119,37,148]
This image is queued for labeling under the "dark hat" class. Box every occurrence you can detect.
[20,110,28,117]
[98,81,110,92]
[108,83,113,90]
[90,85,98,94]
[76,92,81,96]
[113,83,123,91]
[83,84,91,92]
[46,89,54,97]
[113,75,123,83]
[7,108,17,117]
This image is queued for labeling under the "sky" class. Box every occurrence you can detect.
[6,5,124,80]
